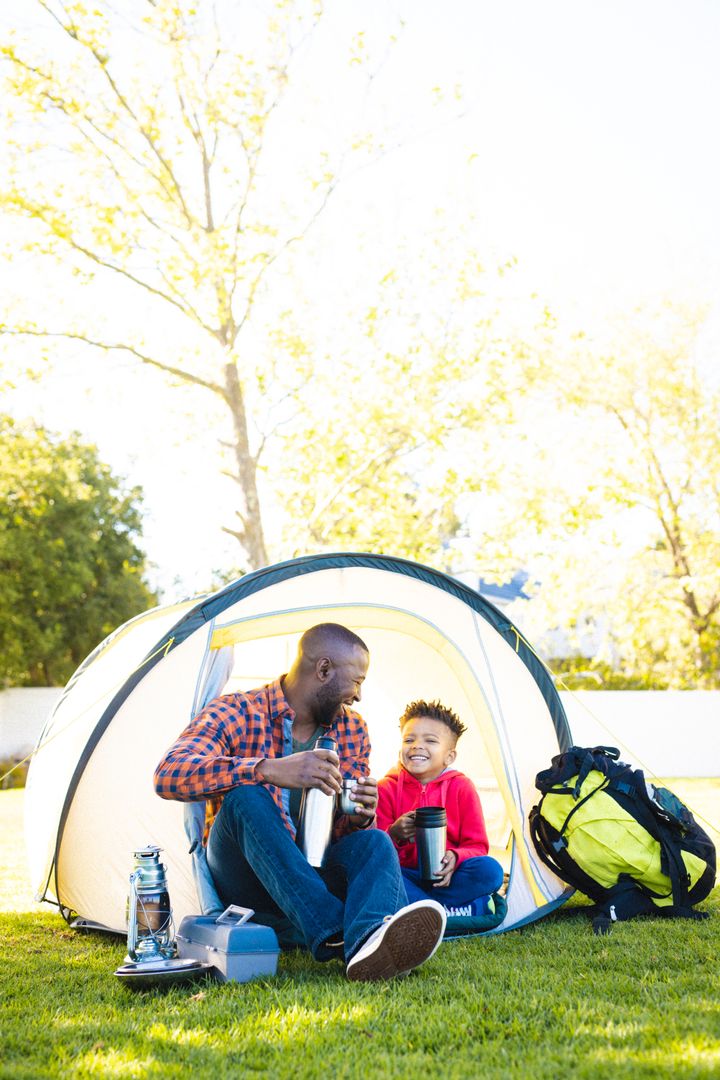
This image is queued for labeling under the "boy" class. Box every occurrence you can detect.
[376,699,504,916]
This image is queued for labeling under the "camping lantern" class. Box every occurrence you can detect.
[125,844,175,962]
[114,845,211,988]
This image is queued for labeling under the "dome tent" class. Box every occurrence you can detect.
[25,552,573,937]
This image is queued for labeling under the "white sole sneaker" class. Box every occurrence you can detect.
[346,900,446,982]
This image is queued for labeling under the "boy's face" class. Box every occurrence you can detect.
[400,716,457,783]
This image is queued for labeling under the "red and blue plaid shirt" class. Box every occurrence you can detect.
[154,677,371,841]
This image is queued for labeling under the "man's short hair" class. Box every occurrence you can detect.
[399,699,467,741]
[298,623,369,661]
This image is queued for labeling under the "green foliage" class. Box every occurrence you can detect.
[0,0,420,572]
[0,756,29,790]
[476,303,720,689]
[556,304,720,687]
[549,658,672,692]
[1,5,718,691]
[271,248,535,569]
[0,417,157,686]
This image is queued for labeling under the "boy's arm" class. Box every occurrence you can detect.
[376,778,416,847]
[447,775,491,864]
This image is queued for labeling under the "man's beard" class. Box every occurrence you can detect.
[312,679,343,726]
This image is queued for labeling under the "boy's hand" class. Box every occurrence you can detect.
[432,850,458,888]
[388,811,416,845]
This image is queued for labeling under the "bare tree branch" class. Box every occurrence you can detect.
[39,0,194,225]
[1,328,224,397]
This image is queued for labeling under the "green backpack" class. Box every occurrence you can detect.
[529,746,716,931]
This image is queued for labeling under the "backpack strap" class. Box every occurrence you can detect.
[591,877,657,932]
[607,772,692,909]
[529,804,606,901]
[535,745,623,798]
[544,755,633,841]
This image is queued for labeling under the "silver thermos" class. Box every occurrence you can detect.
[296,735,337,867]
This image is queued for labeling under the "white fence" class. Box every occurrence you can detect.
[559,690,719,778]
[0,687,718,777]
[0,688,63,762]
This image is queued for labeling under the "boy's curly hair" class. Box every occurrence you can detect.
[399,699,467,741]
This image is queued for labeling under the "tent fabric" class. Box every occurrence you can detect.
[25,552,573,937]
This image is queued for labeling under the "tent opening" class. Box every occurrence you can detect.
[209,606,518,865]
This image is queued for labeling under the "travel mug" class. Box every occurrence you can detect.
[415,805,447,885]
[296,735,338,867]
[338,778,362,815]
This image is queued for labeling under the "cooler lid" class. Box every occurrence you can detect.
[177,915,279,952]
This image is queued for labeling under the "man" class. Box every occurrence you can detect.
[154,622,446,981]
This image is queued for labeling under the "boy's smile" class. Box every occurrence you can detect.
[400,716,457,784]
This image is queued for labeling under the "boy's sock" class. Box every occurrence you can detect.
[443,894,495,918]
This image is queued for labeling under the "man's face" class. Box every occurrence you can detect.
[313,645,369,725]
[400,716,456,783]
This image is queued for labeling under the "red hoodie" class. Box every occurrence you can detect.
[376,764,490,869]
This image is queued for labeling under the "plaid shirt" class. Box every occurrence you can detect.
[153,677,371,842]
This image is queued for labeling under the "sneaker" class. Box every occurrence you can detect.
[444,895,495,919]
[346,900,446,982]
[443,903,473,918]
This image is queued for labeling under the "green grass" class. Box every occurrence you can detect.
[1,785,719,1079]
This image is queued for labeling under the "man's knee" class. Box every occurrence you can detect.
[217,783,276,825]
[342,827,396,858]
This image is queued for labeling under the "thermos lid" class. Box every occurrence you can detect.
[315,734,337,751]
[414,805,447,827]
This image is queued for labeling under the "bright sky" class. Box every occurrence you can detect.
[3,0,720,598]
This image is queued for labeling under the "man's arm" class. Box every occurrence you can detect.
[155,697,344,801]
[154,699,260,801]
[255,751,342,794]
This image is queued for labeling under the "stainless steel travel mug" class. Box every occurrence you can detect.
[415,805,447,884]
[296,735,337,867]
[338,778,362,815]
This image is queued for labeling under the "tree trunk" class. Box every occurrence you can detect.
[223,360,269,570]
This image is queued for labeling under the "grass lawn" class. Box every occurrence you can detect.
[1,784,719,1079]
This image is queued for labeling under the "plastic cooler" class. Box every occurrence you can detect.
[176,908,280,983]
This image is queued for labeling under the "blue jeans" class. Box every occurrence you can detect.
[207,785,408,961]
[402,855,504,906]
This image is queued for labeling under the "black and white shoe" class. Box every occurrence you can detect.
[346,900,446,982]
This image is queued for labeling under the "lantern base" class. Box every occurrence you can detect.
[114,957,212,990]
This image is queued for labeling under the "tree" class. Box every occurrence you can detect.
[0,417,157,685]
[270,245,543,567]
[0,0,423,572]
[498,304,720,688]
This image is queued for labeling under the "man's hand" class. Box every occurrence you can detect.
[388,811,416,845]
[256,749,341,795]
[432,850,457,888]
[347,775,378,826]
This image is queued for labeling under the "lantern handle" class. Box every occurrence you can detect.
[127,869,141,961]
